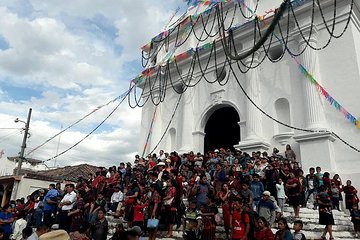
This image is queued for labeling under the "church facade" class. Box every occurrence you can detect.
[138,0,360,186]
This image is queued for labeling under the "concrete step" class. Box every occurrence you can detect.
[283,212,351,223]
[107,230,358,240]
[283,206,349,217]
[106,207,355,239]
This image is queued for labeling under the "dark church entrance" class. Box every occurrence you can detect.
[204,107,240,153]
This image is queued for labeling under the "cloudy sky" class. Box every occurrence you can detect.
[0,0,188,167]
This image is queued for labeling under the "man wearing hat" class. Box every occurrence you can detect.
[58,184,76,232]
[157,162,166,181]
[38,230,69,240]
[28,224,49,240]
[257,191,276,226]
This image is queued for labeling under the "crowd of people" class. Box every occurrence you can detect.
[0,145,360,240]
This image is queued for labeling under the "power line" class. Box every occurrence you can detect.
[26,87,134,157]
[42,86,134,162]
[0,130,21,143]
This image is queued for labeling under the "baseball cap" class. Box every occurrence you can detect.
[262,191,271,196]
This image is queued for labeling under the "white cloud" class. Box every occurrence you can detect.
[0,0,185,167]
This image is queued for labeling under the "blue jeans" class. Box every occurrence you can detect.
[332,197,340,210]
[33,208,43,227]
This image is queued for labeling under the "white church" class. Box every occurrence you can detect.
[138,0,360,186]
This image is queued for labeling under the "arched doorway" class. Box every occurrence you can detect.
[204,107,240,153]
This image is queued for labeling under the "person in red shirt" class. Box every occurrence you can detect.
[91,171,105,189]
[15,199,25,213]
[254,216,274,240]
[132,199,148,231]
[162,178,177,238]
[148,157,156,170]
[286,173,301,218]
[230,199,250,240]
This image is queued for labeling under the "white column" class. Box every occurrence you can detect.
[139,100,154,156]
[238,121,246,141]
[179,88,194,153]
[298,30,327,130]
[245,53,263,140]
[192,131,206,154]
[149,92,163,154]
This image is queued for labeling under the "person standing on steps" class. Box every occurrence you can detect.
[351,204,360,238]
[257,191,276,227]
[276,178,286,215]
[317,186,335,240]
[58,183,77,232]
[305,167,319,209]
[284,145,296,163]
[343,180,358,212]
[286,173,301,219]
[229,199,250,240]
[42,184,59,228]
[217,183,231,239]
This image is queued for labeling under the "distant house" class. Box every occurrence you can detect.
[27,164,98,182]
[0,163,98,207]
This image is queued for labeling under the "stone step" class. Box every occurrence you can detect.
[107,230,357,240]
[105,207,355,239]
[283,206,349,216]
[282,213,351,224]
[106,215,352,230]
[105,217,354,230]
[106,221,353,235]
[287,222,353,232]
[288,230,355,239]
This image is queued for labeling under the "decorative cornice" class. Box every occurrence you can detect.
[273,132,295,145]
[235,139,271,152]
[293,131,336,143]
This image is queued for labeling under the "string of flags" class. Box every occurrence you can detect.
[135,0,360,130]
[185,0,235,6]
[239,1,360,129]
[141,0,219,52]
[297,63,360,129]
[163,7,181,31]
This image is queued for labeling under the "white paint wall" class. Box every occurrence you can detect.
[139,0,360,189]
[14,177,55,200]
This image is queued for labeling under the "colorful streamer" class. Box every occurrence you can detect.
[185,0,234,6]
[296,59,360,129]
[136,0,360,130]
[163,7,181,31]
[239,0,360,129]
